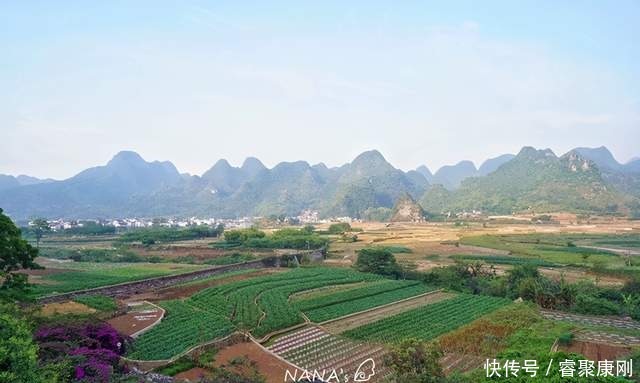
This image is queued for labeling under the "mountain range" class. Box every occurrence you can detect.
[0,146,638,220]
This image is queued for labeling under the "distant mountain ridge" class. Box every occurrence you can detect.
[0,146,638,220]
[417,153,516,190]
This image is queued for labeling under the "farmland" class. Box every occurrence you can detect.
[343,294,511,343]
[267,326,393,382]
[128,267,396,360]
[13,218,640,381]
[301,281,436,322]
[28,260,206,297]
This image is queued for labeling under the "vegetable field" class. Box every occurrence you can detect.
[267,326,392,382]
[343,294,510,343]
[128,267,399,360]
[300,281,436,322]
[31,262,205,297]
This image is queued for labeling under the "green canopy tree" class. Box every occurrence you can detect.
[1,208,39,301]
[0,304,41,383]
[354,247,401,277]
[30,217,50,248]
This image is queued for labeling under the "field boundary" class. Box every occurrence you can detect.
[318,288,444,326]
[129,301,166,339]
[250,336,307,373]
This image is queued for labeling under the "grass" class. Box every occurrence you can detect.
[498,319,574,359]
[204,253,256,265]
[30,262,205,297]
[73,295,118,311]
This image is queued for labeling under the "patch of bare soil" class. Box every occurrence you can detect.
[126,269,283,302]
[41,301,96,316]
[541,268,627,287]
[322,291,454,334]
[108,306,163,336]
[174,367,211,382]
[213,341,294,383]
[559,340,632,361]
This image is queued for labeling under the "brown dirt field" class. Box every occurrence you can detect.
[540,267,627,287]
[125,269,283,302]
[328,219,640,267]
[322,291,454,334]
[41,301,95,316]
[174,367,211,382]
[559,340,633,361]
[108,307,163,336]
[213,341,297,383]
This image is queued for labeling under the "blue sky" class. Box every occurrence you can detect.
[1,1,639,178]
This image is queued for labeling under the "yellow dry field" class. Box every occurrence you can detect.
[324,218,640,277]
[40,301,96,316]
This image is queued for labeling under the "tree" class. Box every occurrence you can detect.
[328,222,351,234]
[354,247,401,277]
[30,218,50,248]
[0,304,41,383]
[1,209,39,301]
[386,339,444,383]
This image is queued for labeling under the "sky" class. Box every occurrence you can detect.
[1,1,639,179]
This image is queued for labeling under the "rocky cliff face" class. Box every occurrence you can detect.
[391,193,426,222]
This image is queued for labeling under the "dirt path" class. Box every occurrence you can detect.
[541,309,640,330]
[322,291,454,334]
[581,246,640,256]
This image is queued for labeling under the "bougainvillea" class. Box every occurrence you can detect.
[35,322,130,382]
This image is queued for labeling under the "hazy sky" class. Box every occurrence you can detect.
[1,1,639,179]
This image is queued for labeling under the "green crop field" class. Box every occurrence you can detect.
[31,262,205,297]
[451,254,559,267]
[128,267,415,360]
[300,281,436,322]
[343,294,510,343]
[460,234,624,267]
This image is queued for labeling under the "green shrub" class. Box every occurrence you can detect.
[327,223,352,234]
[557,332,574,346]
[573,294,621,316]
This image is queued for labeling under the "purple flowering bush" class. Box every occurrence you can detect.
[35,322,130,382]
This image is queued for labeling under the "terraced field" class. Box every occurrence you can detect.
[130,267,438,360]
[343,294,511,343]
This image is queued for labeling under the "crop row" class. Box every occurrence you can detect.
[343,294,510,343]
[127,268,382,360]
[126,300,234,360]
[305,283,436,323]
[295,279,420,311]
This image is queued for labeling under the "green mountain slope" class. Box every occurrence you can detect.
[422,147,627,215]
